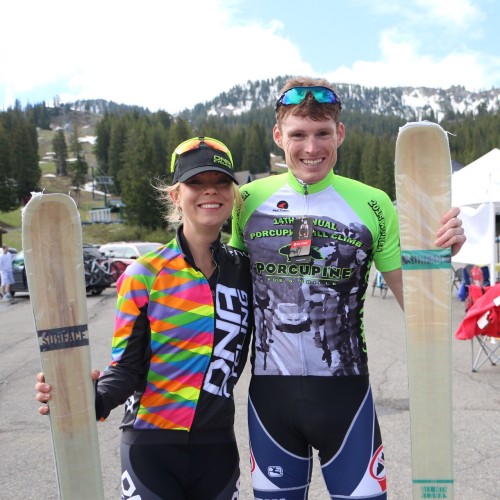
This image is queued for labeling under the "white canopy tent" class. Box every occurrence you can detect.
[451,148,500,283]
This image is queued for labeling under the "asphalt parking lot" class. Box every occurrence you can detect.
[1,284,499,499]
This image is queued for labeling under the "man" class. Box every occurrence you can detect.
[0,245,14,302]
[230,77,465,500]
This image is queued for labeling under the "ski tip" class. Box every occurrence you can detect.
[21,193,82,250]
[21,191,44,220]
[23,192,78,217]
[396,121,450,152]
[398,120,445,135]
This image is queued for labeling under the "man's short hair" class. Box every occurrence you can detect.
[275,76,342,124]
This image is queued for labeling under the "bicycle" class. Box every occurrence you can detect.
[371,270,388,298]
[84,257,123,295]
[100,258,127,283]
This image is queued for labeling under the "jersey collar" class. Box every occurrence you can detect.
[287,169,335,194]
[175,224,221,264]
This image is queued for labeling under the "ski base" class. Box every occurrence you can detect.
[395,122,454,499]
[23,193,104,499]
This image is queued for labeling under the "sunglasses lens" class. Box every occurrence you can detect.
[277,86,341,110]
[311,88,337,103]
[202,138,230,155]
[175,138,203,156]
[281,88,308,105]
[171,137,233,172]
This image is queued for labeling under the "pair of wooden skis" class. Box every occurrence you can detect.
[23,121,453,499]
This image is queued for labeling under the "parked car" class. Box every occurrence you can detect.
[82,242,103,260]
[81,243,118,295]
[11,251,28,296]
[7,245,123,297]
[98,242,163,280]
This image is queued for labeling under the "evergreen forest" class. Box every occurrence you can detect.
[1,97,499,231]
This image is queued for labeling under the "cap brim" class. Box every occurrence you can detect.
[176,166,239,184]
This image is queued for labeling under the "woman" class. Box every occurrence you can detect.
[36,137,253,499]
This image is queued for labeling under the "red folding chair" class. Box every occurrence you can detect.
[455,284,500,372]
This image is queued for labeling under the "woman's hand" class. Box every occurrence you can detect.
[35,370,100,415]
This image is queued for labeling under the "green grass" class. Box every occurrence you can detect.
[39,161,57,175]
[0,172,175,250]
[0,208,22,227]
[0,208,23,250]
[2,227,22,251]
[1,212,175,251]
[82,223,174,246]
[0,124,177,250]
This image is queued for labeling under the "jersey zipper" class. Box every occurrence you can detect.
[297,179,310,375]
[209,246,219,300]
[299,179,310,218]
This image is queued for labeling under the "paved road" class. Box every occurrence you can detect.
[1,283,499,499]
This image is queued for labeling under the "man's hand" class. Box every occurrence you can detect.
[434,207,466,257]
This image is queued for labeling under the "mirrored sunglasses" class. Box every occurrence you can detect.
[275,86,342,112]
[170,137,233,173]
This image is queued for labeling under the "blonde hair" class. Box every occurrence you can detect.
[275,76,342,125]
[154,179,243,224]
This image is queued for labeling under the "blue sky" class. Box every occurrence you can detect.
[1,0,499,113]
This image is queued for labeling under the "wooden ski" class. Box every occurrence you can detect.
[395,122,454,499]
[22,193,104,499]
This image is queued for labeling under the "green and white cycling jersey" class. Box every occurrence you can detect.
[230,169,401,377]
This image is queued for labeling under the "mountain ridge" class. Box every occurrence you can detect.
[65,77,500,123]
[182,78,500,122]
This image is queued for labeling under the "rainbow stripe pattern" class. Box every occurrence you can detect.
[110,239,214,431]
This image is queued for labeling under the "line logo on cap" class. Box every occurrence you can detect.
[213,155,232,169]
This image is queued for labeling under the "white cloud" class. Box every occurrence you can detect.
[0,0,498,112]
[360,0,483,29]
[415,0,482,29]
[0,0,311,112]
[326,28,500,91]
[65,19,310,111]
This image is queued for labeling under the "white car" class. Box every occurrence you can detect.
[98,241,163,278]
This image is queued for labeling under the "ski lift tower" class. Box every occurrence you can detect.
[95,176,114,207]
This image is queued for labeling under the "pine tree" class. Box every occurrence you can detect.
[376,137,396,199]
[68,125,89,204]
[9,112,40,205]
[358,136,379,188]
[242,123,269,174]
[119,120,165,229]
[0,123,18,212]
[227,126,246,172]
[108,117,128,195]
[52,129,68,176]
[94,115,111,173]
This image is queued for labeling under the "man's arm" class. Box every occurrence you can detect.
[382,268,404,309]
